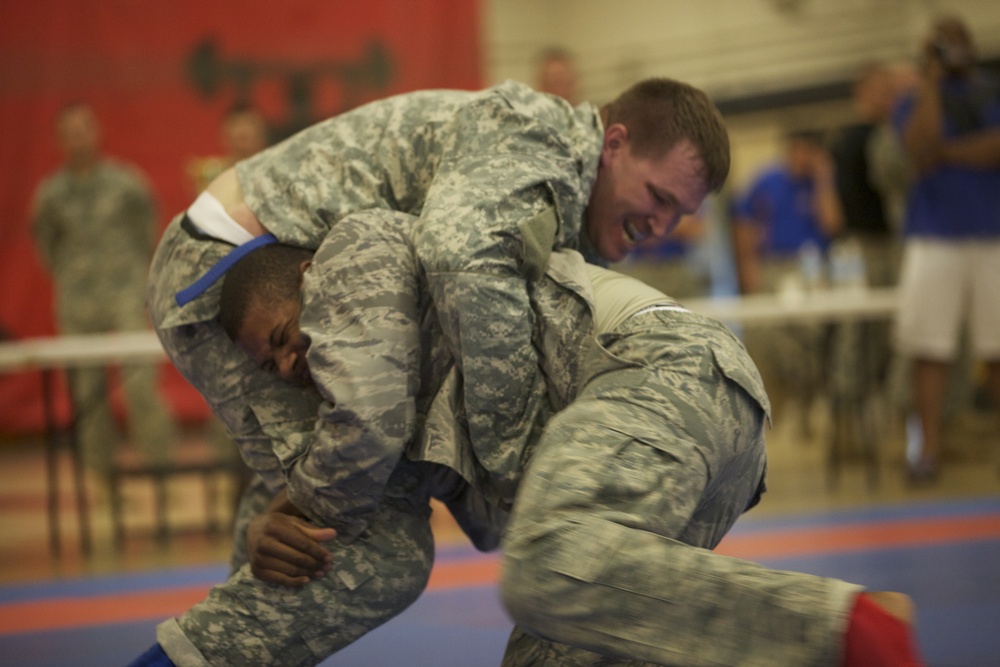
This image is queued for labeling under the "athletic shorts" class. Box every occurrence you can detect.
[896,238,1000,359]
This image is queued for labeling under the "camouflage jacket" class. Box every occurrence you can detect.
[287,211,593,536]
[147,81,604,490]
[286,215,859,667]
[33,159,157,313]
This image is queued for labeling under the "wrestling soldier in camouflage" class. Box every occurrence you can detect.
[146,78,727,501]
[138,213,918,666]
[134,79,920,666]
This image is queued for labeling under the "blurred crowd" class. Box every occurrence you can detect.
[542,16,1000,486]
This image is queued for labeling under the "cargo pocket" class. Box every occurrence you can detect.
[710,344,772,421]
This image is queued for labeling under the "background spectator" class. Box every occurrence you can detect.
[187,102,270,196]
[31,102,178,493]
[893,15,1000,483]
[534,46,580,105]
[732,129,844,436]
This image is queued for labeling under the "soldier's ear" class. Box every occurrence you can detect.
[600,124,629,168]
[604,123,628,151]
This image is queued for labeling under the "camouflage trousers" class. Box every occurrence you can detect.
[157,461,435,666]
[57,287,176,476]
[499,309,851,667]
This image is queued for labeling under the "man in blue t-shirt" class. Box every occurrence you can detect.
[732,130,843,294]
[894,15,1000,483]
[731,131,843,435]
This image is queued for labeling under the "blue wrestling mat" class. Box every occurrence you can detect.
[2,496,999,666]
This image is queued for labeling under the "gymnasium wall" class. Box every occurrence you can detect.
[483,0,1000,189]
[4,0,1000,434]
[0,0,481,434]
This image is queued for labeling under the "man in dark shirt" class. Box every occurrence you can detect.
[830,63,899,286]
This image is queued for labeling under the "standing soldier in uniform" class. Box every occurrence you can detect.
[32,102,177,491]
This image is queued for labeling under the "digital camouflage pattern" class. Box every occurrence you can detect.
[153,210,594,666]
[500,284,861,666]
[147,80,603,494]
[287,211,454,537]
[287,213,596,540]
[156,215,859,666]
[163,463,434,666]
[33,160,174,473]
[146,82,601,666]
[147,82,861,666]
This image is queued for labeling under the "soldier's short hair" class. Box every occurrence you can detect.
[602,78,730,192]
[220,243,313,341]
[56,101,94,124]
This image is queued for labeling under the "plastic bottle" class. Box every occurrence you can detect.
[798,240,826,291]
[829,237,867,290]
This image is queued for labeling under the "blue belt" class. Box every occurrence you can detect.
[174,219,278,307]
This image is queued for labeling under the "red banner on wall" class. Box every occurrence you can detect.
[0,0,481,434]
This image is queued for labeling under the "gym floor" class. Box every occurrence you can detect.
[1,405,998,666]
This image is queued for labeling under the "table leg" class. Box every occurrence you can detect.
[65,369,92,557]
[42,369,61,559]
[45,369,93,558]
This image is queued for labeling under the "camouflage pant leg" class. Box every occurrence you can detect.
[55,283,177,472]
[159,495,434,667]
[499,397,739,666]
[500,319,843,666]
[500,403,840,667]
[68,360,176,472]
[746,321,826,403]
[829,317,894,402]
[118,360,177,465]
[66,366,117,475]
[745,258,828,421]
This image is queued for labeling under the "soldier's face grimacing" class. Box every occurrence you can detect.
[236,296,312,387]
[585,128,708,263]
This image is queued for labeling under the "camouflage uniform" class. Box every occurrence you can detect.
[155,211,860,666]
[147,82,600,666]
[147,80,603,495]
[499,270,861,666]
[147,83,860,666]
[32,159,175,474]
[155,210,585,665]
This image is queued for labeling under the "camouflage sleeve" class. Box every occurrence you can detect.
[285,211,425,538]
[121,166,158,256]
[30,181,58,271]
[152,318,318,492]
[413,93,579,501]
[147,218,321,493]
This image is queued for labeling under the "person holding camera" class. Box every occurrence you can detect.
[894,15,1000,483]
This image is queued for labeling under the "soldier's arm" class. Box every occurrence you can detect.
[413,95,579,499]
[730,181,769,295]
[899,68,945,173]
[30,185,59,271]
[284,211,425,538]
[121,166,159,256]
[938,128,1000,168]
[245,488,337,587]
